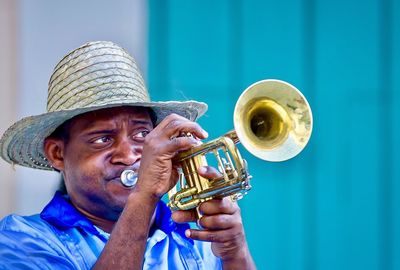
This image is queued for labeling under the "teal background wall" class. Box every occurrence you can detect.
[147,1,399,269]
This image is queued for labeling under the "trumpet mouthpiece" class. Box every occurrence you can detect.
[120,170,138,187]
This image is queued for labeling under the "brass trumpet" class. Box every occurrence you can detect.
[167,79,313,211]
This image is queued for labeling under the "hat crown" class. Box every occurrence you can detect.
[47,41,150,113]
[0,40,207,171]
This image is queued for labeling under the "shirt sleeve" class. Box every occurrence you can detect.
[195,240,223,269]
[0,229,77,270]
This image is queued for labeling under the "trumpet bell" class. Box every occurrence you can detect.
[234,79,313,161]
[167,79,313,211]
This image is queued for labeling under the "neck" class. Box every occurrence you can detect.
[73,203,157,234]
[75,206,116,233]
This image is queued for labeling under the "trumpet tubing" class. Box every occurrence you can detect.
[167,79,313,211]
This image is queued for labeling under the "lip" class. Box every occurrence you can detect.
[109,176,136,189]
[106,162,140,182]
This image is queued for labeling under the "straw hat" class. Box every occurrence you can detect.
[0,41,207,170]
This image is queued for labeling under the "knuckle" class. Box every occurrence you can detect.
[221,197,235,212]
[170,137,183,148]
[165,119,181,131]
[198,201,211,213]
[233,229,245,241]
[143,135,152,145]
[199,216,213,228]
[206,232,219,242]
[200,215,229,230]
[143,136,157,151]
[231,217,243,229]
[169,136,177,145]
[234,203,241,214]
[198,216,206,228]
[165,113,179,121]
[210,215,225,228]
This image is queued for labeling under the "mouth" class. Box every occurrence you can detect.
[107,176,137,191]
[106,162,140,185]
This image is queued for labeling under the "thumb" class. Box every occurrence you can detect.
[171,209,197,223]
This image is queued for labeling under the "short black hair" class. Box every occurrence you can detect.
[47,119,72,144]
[45,120,72,174]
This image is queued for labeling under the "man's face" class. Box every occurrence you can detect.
[53,107,153,220]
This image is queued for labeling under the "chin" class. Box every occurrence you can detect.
[102,198,127,221]
[108,190,131,209]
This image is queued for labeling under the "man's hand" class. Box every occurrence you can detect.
[171,166,256,270]
[134,113,208,199]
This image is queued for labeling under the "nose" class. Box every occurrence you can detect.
[110,138,141,166]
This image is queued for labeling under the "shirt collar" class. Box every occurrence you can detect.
[40,191,99,236]
[152,199,191,242]
[40,192,191,242]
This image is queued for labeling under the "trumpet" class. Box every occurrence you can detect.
[167,79,313,211]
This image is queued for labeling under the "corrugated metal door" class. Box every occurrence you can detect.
[148,1,400,269]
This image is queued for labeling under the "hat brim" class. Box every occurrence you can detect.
[0,100,207,170]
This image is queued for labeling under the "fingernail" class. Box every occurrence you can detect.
[185,229,191,238]
[191,138,202,146]
[171,212,177,221]
[198,166,207,174]
[202,129,208,138]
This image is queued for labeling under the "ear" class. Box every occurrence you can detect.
[44,137,65,171]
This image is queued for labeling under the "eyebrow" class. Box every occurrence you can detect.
[82,119,153,137]
[129,119,153,126]
[83,129,117,137]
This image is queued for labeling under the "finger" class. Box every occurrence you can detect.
[198,166,222,180]
[171,209,197,223]
[198,213,239,230]
[155,114,208,140]
[185,227,243,243]
[165,136,201,153]
[199,197,239,216]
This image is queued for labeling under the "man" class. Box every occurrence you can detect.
[0,41,256,269]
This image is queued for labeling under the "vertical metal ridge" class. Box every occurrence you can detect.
[379,0,393,269]
[228,0,242,96]
[302,0,316,269]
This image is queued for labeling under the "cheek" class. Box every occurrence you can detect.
[62,143,132,212]
[63,149,108,191]
[64,149,130,199]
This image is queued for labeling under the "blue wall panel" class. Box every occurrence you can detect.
[393,1,400,269]
[148,1,399,269]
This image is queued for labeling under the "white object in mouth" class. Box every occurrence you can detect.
[120,170,138,187]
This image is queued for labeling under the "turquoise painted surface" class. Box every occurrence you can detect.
[148,1,400,269]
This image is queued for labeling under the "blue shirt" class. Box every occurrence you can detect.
[0,192,222,269]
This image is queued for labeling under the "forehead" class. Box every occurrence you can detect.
[68,106,153,132]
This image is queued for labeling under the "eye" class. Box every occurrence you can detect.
[93,136,112,144]
[132,130,150,140]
